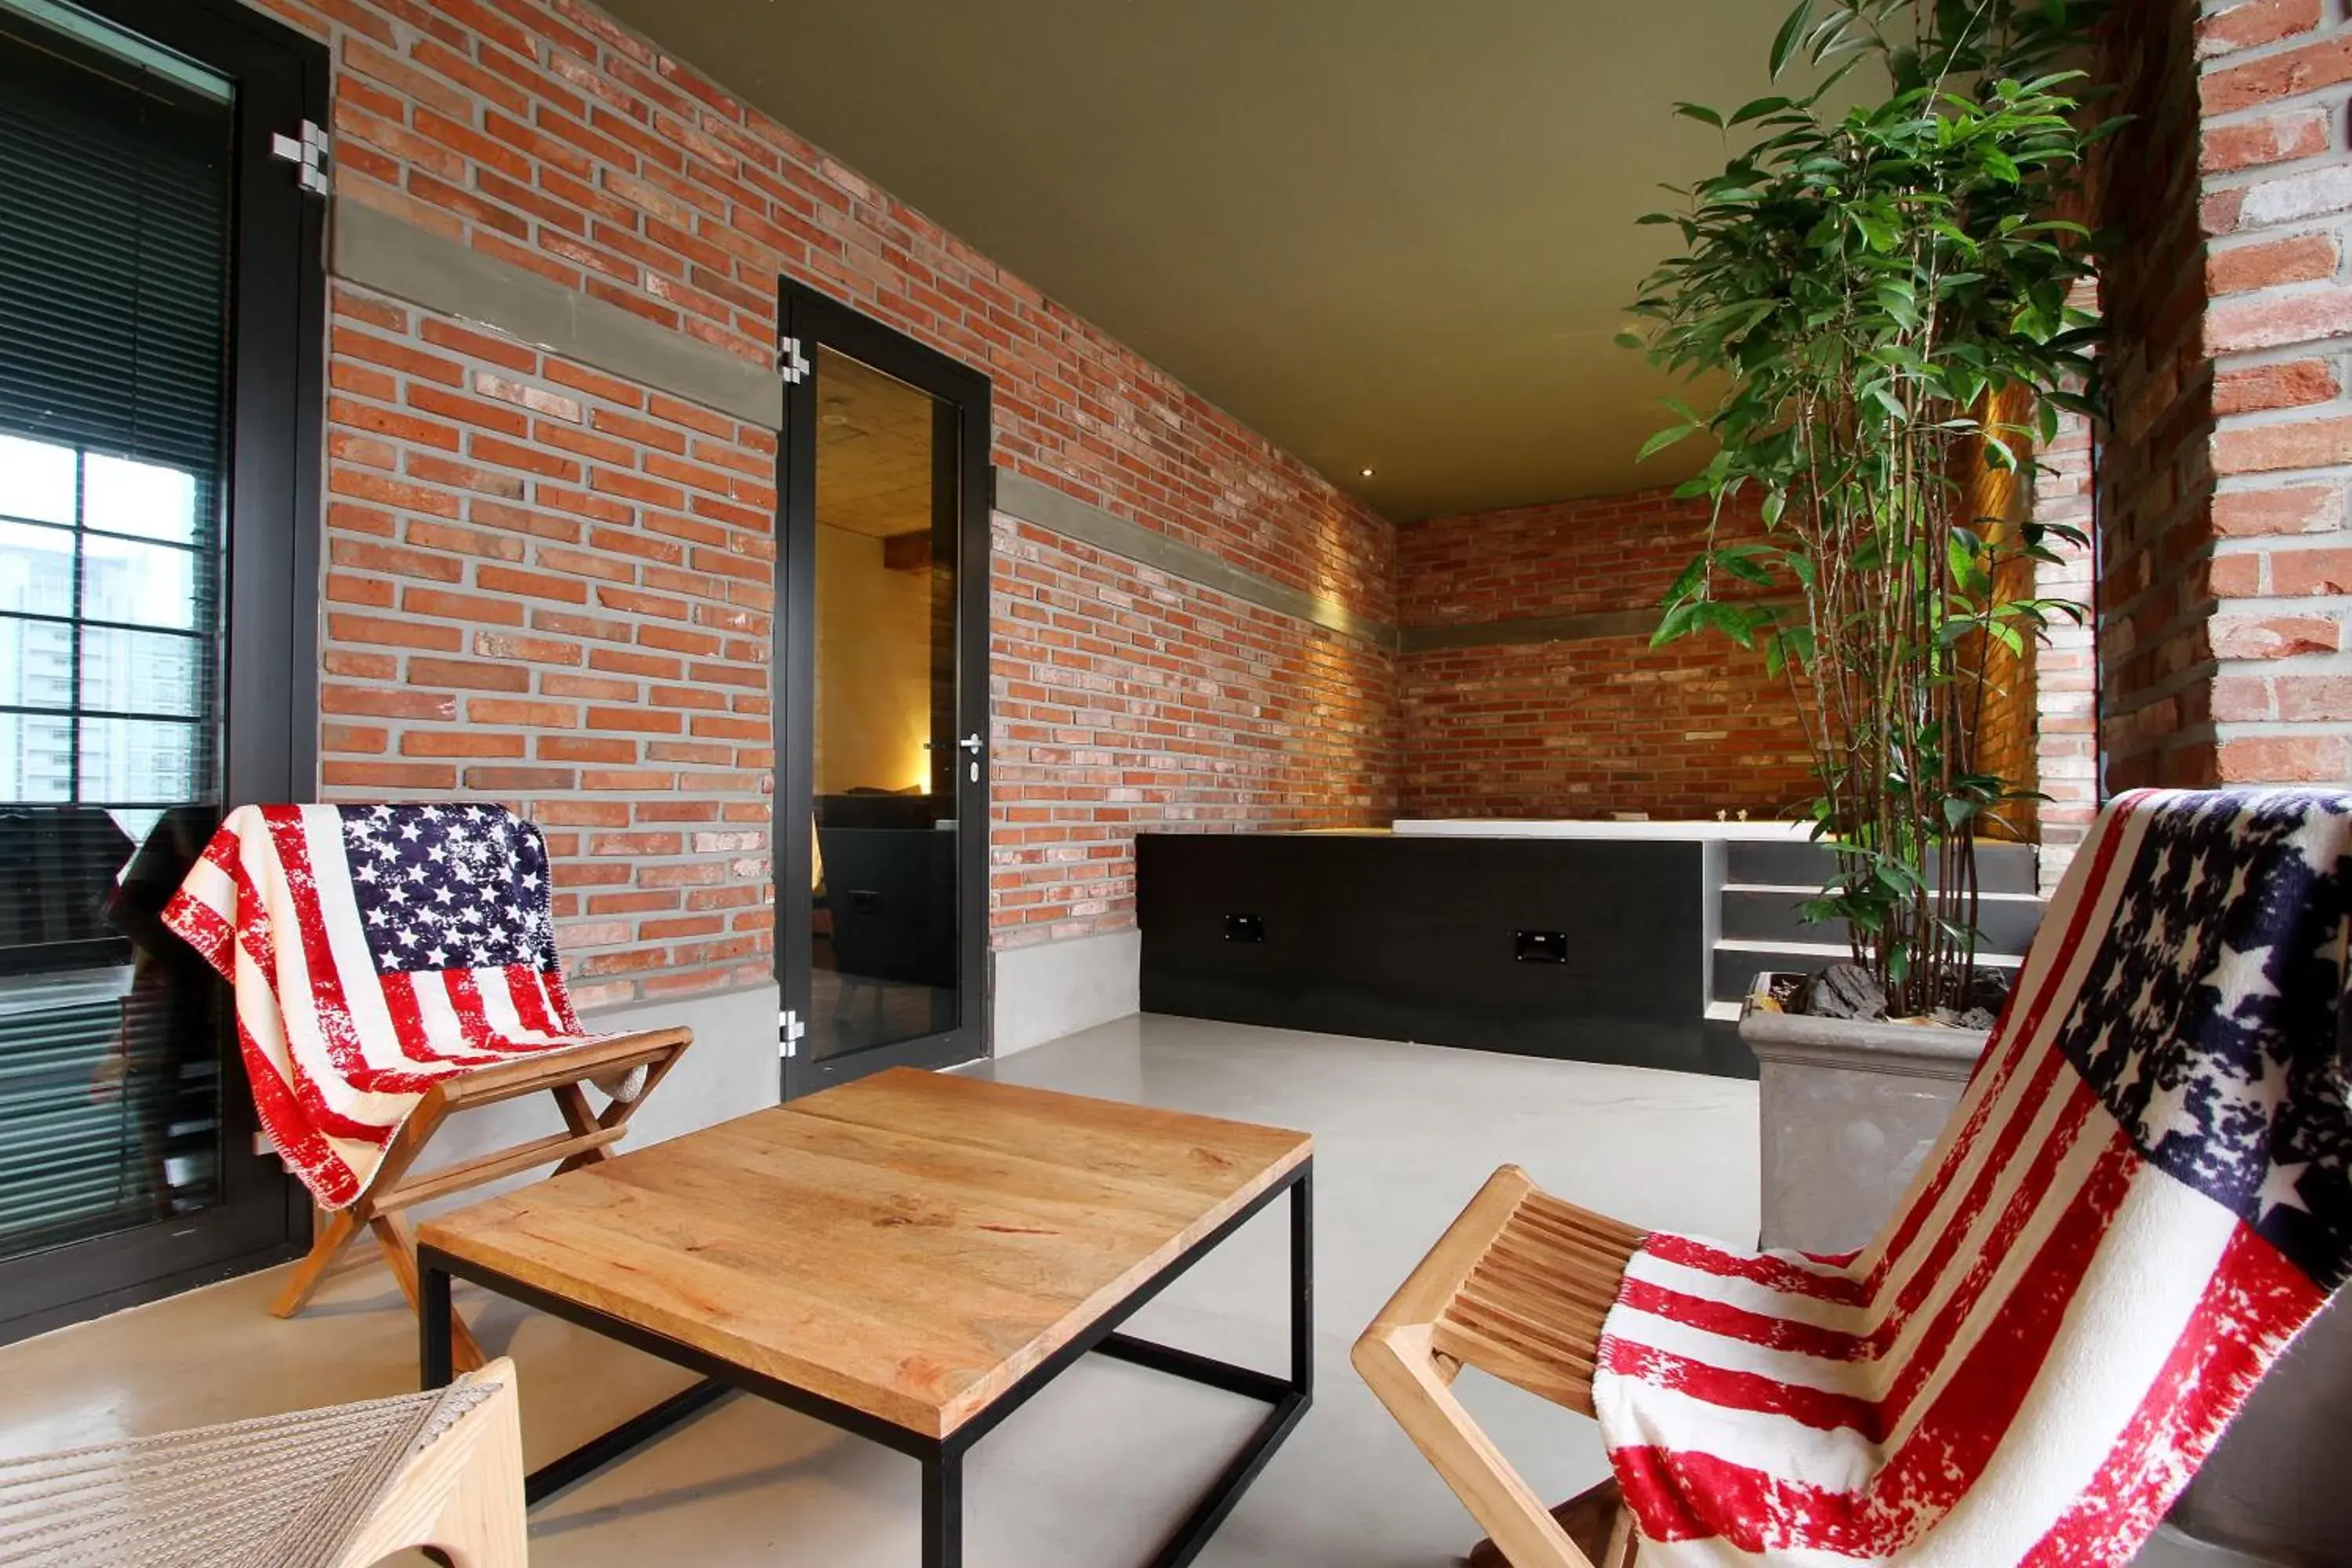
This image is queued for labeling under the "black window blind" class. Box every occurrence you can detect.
[0,3,231,476]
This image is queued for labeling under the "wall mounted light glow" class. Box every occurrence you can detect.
[1359,467,1375,477]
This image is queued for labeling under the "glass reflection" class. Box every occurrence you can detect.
[0,438,221,1259]
[808,347,961,1058]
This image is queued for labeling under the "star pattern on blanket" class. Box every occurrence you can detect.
[2053,789,2352,1289]
[339,804,559,977]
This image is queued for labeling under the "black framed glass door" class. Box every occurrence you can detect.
[777,283,991,1096]
[0,0,323,1341]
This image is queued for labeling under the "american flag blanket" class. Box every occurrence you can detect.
[1594,787,2352,1566]
[162,803,617,1210]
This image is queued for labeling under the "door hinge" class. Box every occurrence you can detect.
[778,334,810,386]
[270,121,331,197]
[779,1007,806,1058]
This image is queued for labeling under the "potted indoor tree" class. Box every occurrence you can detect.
[1632,0,2107,1025]
[1626,0,2111,1242]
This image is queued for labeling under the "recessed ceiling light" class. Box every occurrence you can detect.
[1359,466,1375,477]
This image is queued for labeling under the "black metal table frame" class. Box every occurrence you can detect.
[418,1159,1312,1568]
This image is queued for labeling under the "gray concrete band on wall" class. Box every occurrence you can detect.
[334,197,786,428]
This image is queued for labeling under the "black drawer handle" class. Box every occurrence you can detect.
[1515,930,1569,964]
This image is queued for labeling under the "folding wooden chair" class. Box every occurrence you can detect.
[1352,1164,1646,1568]
[0,1356,528,1567]
[1359,789,2352,1568]
[269,1027,691,1373]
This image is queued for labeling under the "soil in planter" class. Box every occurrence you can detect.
[1778,962,2007,1030]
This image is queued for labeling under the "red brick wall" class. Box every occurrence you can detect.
[240,0,1397,997]
[2031,395,2100,891]
[322,282,778,1009]
[2098,0,2352,788]
[1396,489,1814,821]
[991,522,1395,941]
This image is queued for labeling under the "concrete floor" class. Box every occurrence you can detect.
[0,1014,2262,1566]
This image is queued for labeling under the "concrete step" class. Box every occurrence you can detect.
[1719,883,2045,953]
[1709,938,2020,1007]
[1725,837,2039,897]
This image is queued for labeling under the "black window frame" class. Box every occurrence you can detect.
[0,0,325,1343]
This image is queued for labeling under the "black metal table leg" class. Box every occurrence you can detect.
[1127,1162,1316,1568]
[921,1446,962,1568]
[526,1377,732,1505]
[1291,1165,1314,1396]
[420,1255,454,1390]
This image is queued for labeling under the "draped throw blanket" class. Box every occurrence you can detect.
[163,804,614,1210]
[1595,787,2352,1566]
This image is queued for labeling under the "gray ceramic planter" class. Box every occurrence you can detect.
[1738,971,1987,1256]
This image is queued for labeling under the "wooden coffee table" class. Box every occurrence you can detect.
[416,1068,1313,1567]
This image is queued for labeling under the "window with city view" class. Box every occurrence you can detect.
[0,0,238,1267]
[0,435,216,812]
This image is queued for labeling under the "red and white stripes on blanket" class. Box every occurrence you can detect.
[164,803,609,1209]
[1595,788,2352,1566]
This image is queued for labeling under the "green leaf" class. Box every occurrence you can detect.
[1692,601,1759,648]
[1851,211,1898,251]
[1662,556,1708,604]
[1729,96,1795,126]
[1675,102,1725,129]
[1770,0,1816,78]
[1873,280,1922,328]
[1638,424,1697,462]
[1947,533,1982,588]
[1651,599,1704,647]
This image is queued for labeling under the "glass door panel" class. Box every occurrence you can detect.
[0,440,227,1261]
[779,287,991,1094]
[0,0,322,1338]
[808,347,961,1059]
[0,5,233,1266]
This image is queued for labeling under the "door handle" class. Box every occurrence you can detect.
[924,734,986,754]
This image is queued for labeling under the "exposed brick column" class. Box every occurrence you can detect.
[2100,0,2352,789]
[2031,406,2099,891]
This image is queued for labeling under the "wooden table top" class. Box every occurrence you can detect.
[418,1068,1311,1437]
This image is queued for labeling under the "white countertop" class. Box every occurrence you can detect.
[1392,818,1816,841]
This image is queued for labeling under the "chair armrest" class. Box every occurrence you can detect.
[436,1027,691,1112]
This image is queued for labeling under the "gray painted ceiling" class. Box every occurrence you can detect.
[597,0,1795,521]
